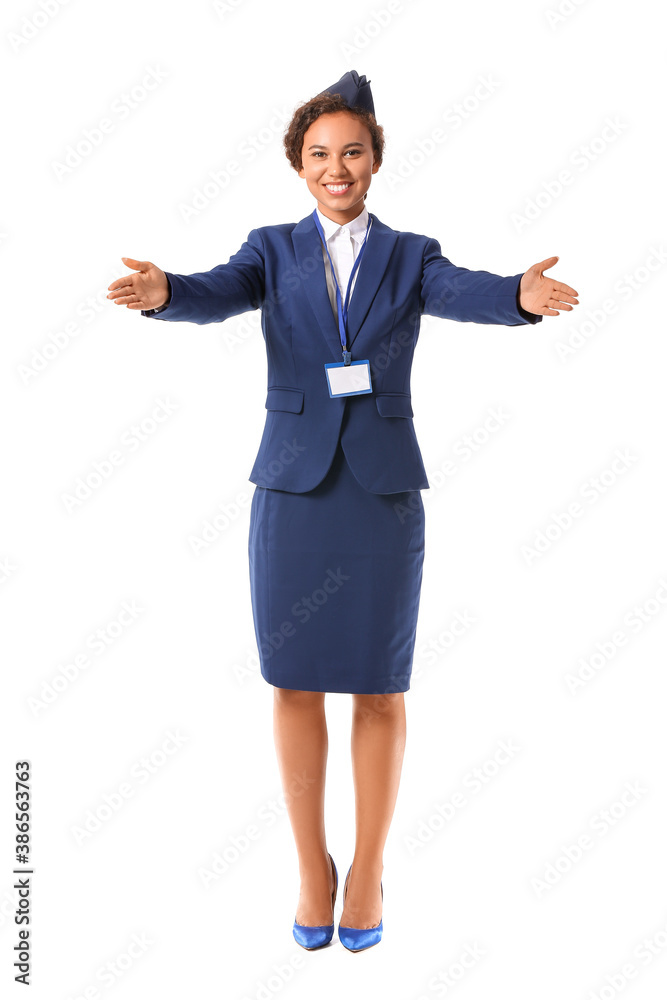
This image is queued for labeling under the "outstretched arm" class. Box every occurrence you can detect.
[107,228,266,325]
[421,238,579,326]
[421,237,541,326]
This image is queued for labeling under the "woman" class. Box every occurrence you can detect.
[107,70,579,952]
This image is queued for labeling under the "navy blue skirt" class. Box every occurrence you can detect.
[248,437,425,694]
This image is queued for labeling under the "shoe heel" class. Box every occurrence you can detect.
[292,853,338,951]
[337,863,383,952]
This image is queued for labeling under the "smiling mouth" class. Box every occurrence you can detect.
[324,182,353,193]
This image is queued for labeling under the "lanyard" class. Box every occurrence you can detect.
[312,209,372,364]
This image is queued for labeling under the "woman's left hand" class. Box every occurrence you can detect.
[519,257,579,316]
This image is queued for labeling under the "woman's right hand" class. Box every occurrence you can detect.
[107,258,170,310]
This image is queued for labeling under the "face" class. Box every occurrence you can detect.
[298,111,379,224]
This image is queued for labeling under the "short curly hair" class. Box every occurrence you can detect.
[283,92,385,174]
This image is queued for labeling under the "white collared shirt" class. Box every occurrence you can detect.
[315,203,372,317]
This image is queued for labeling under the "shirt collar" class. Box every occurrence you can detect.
[315,203,370,245]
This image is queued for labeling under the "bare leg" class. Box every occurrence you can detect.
[273,687,335,925]
[340,691,406,929]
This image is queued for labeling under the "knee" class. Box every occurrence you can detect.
[353,691,404,722]
[273,687,325,710]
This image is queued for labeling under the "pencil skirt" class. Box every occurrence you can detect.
[247,438,425,694]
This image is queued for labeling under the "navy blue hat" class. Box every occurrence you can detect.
[318,70,375,118]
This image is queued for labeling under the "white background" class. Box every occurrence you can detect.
[2,0,666,996]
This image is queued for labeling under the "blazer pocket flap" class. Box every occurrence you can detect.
[265,386,304,413]
[375,392,413,418]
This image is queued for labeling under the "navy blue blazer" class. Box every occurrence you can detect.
[142,211,542,494]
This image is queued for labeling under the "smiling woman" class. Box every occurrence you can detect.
[284,86,384,225]
[106,67,578,956]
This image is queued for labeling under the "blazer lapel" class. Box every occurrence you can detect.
[291,212,398,362]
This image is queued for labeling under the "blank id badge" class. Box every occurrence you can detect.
[324,359,373,397]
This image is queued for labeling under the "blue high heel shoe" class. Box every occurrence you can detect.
[292,852,338,950]
[338,863,383,952]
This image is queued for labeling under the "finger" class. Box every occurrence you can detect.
[534,256,559,273]
[111,293,143,306]
[530,302,561,317]
[550,290,579,305]
[107,285,137,299]
[553,281,579,297]
[107,276,135,292]
[546,298,573,313]
[121,257,152,271]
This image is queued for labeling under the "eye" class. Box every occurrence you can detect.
[311,150,362,158]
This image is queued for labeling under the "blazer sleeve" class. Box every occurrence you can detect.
[420,236,542,326]
[141,227,265,325]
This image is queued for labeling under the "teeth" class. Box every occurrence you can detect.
[326,183,351,192]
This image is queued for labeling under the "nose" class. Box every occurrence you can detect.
[327,155,350,176]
